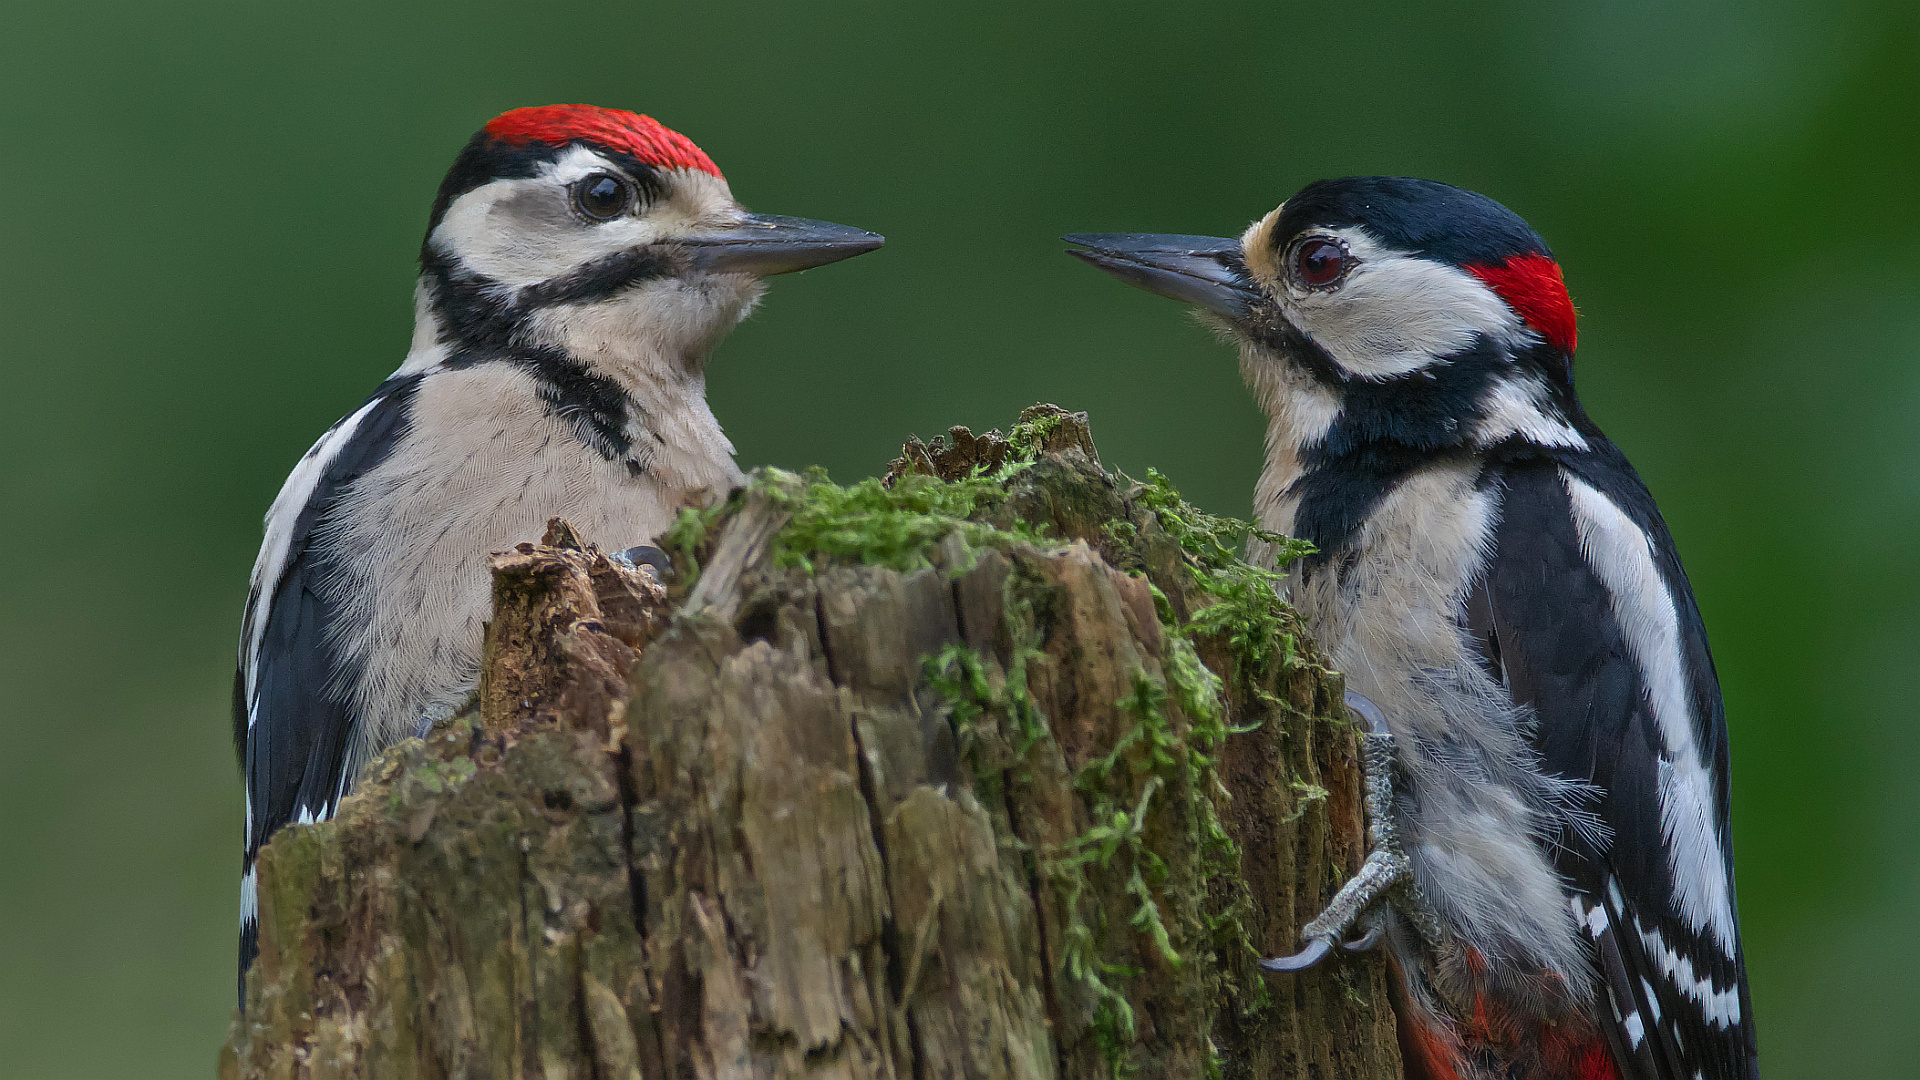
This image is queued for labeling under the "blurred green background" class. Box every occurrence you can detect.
[2,1,1913,1076]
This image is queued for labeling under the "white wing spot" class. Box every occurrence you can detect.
[240,866,257,928]
[1635,918,1742,1029]
[1571,897,1610,938]
[1622,1009,1645,1049]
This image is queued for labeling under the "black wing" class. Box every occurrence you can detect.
[235,373,423,987]
[1470,450,1759,1080]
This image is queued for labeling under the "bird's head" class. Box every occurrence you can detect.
[419,104,883,366]
[1068,177,1587,455]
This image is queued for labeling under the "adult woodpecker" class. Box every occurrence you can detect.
[1066,178,1757,1080]
[235,105,882,990]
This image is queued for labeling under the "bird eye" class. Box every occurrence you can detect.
[571,173,635,221]
[1292,238,1350,288]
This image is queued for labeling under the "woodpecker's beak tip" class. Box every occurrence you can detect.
[1062,232,1257,320]
[684,214,884,277]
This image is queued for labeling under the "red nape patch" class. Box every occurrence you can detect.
[1466,254,1578,354]
[484,105,721,178]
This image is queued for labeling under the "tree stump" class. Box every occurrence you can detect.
[221,407,1404,1080]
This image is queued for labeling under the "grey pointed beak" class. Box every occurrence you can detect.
[1064,233,1257,321]
[682,214,884,276]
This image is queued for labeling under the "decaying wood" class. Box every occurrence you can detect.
[221,410,1404,1080]
[885,404,1101,484]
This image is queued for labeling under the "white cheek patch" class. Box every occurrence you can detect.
[1563,474,1739,955]
[1279,230,1529,381]
[430,148,740,288]
[434,178,662,288]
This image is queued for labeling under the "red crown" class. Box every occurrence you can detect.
[484,105,721,178]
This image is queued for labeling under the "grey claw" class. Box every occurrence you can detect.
[1342,923,1385,952]
[1261,692,1412,976]
[1259,937,1335,972]
[1344,690,1391,738]
[612,544,673,577]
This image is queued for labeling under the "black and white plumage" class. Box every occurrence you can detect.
[234,105,882,994]
[1067,177,1757,1080]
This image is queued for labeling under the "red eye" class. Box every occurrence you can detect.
[1294,238,1348,287]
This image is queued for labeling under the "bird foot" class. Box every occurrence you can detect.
[610,544,673,580]
[1261,691,1428,972]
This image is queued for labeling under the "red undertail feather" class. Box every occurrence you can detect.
[1466,254,1578,354]
[1399,986,1622,1080]
[1399,1009,1470,1080]
[485,104,722,178]
[1575,1042,1620,1080]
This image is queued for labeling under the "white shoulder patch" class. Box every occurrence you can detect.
[239,393,390,729]
[1562,474,1738,953]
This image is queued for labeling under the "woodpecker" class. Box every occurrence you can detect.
[235,105,881,991]
[1067,178,1757,1080]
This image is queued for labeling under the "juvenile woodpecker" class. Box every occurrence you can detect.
[235,105,881,988]
[1067,178,1757,1080]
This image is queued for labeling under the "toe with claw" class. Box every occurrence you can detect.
[1261,691,1424,973]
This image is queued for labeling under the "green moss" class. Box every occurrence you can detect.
[761,466,1042,575]
[923,591,1185,1078]
[924,641,1046,805]
[659,503,725,588]
[413,756,477,795]
[1137,468,1314,683]
[914,462,1305,1077]
[1006,408,1069,458]
[1283,780,1330,824]
[386,745,478,811]
[1045,654,1270,1078]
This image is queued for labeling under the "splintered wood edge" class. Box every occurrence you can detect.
[685,488,792,619]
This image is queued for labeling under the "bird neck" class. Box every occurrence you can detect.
[521,290,753,494]
[1239,335,1592,562]
[402,276,746,495]
[1240,348,1342,541]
